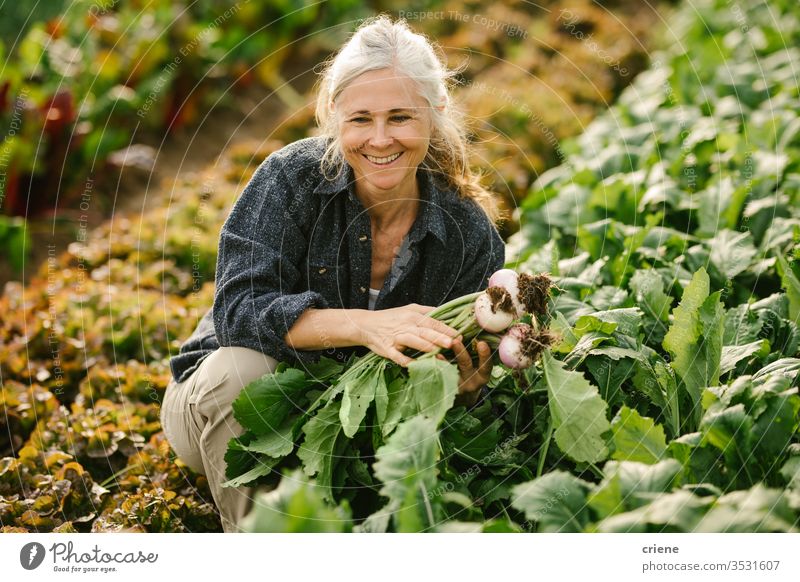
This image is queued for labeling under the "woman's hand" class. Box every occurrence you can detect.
[440,339,493,407]
[354,303,461,366]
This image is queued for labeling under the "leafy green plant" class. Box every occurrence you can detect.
[0,216,30,273]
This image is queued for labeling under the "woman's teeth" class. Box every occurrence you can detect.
[365,152,402,165]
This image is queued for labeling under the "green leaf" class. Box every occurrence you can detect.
[574,308,642,338]
[694,484,798,532]
[585,348,639,406]
[302,357,345,383]
[0,216,31,273]
[667,432,725,487]
[708,229,757,279]
[542,350,611,464]
[222,442,280,487]
[697,177,736,237]
[776,253,800,323]
[588,459,681,519]
[573,316,618,337]
[723,304,764,345]
[587,286,629,311]
[240,469,352,532]
[750,385,800,461]
[595,490,711,532]
[339,360,386,438]
[632,353,680,435]
[373,415,440,532]
[663,268,724,425]
[380,370,409,437]
[550,311,579,353]
[664,268,710,366]
[752,358,800,382]
[223,434,258,482]
[404,358,459,425]
[443,411,503,463]
[720,340,770,375]
[231,368,310,435]
[629,269,673,323]
[564,332,613,366]
[610,406,667,464]
[436,519,523,533]
[552,295,596,325]
[242,419,296,458]
[510,471,592,532]
[297,399,344,499]
[374,367,390,427]
[780,457,800,490]
[700,403,754,483]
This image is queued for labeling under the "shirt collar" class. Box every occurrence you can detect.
[313,162,447,245]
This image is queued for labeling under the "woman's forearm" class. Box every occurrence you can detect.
[284,308,365,350]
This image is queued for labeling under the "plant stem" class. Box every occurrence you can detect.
[587,463,604,480]
[99,463,141,488]
[419,481,436,530]
[427,291,482,320]
[536,417,554,478]
[476,333,501,349]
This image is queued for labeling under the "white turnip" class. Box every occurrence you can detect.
[498,323,555,369]
[488,269,553,316]
[474,287,516,332]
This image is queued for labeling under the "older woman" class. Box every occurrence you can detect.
[160,15,505,532]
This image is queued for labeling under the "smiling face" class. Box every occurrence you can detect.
[335,68,433,203]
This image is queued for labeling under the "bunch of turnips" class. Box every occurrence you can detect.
[223,268,557,496]
[427,268,556,370]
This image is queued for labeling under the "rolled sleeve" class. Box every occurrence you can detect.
[212,153,329,364]
[259,290,330,363]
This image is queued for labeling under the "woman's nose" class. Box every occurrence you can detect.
[368,122,393,149]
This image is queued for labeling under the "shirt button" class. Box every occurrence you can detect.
[360,286,367,293]
[318,267,327,274]
[358,234,368,242]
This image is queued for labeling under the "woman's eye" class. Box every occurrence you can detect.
[391,115,411,122]
[349,117,369,123]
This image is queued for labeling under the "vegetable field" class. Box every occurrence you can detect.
[1,0,799,533]
[232,0,800,533]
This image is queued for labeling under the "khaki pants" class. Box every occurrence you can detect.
[160,346,278,532]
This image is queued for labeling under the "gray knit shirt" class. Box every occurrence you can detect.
[169,136,505,384]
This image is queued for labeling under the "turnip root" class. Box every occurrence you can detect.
[498,324,555,369]
[488,269,553,316]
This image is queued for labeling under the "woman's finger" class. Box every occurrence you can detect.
[396,332,438,354]
[452,339,474,373]
[385,346,413,367]
[425,318,461,339]
[415,325,457,350]
[411,312,460,338]
[399,304,460,338]
[477,341,493,376]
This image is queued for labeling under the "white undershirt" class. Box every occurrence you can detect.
[368,288,380,310]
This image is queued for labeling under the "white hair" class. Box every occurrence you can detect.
[313,14,498,221]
